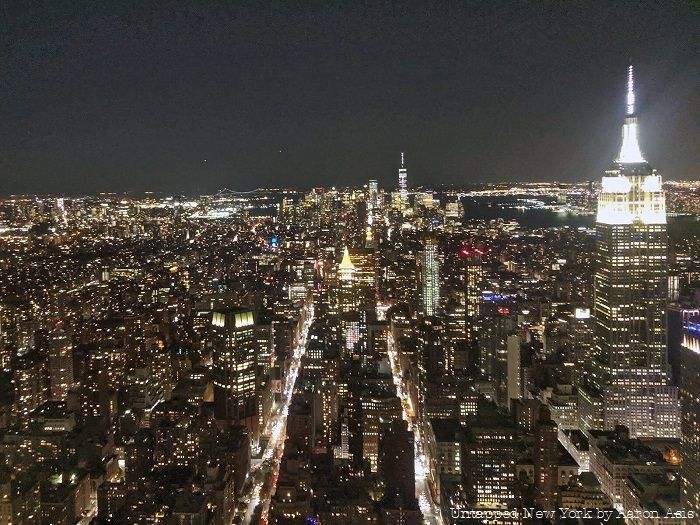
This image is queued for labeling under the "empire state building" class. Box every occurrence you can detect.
[579,66,680,439]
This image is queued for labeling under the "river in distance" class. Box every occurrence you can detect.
[459,196,700,240]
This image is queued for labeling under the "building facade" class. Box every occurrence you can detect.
[580,66,679,439]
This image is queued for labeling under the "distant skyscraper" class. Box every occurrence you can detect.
[460,246,484,344]
[419,235,440,317]
[55,197,67,225]
[580,66,679,439]
[367,179,379,247]
[337,247,362,357]
[368,179,379,217]
[338,246,358,314]
[398,152,408,208]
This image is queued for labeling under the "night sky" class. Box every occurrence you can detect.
[1,1,698,195]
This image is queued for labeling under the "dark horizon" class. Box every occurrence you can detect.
[2,1,698,195]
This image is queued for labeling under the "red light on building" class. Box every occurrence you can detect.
[497,306,510,315]
[460,246,485,258]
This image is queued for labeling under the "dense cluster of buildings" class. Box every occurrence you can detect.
[0,68,698,525]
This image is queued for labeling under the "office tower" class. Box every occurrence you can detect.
[430,419,464,479]
[460,246,484,344]
[48,327,73,401]
[464,403,516,509]
[679,317,700,516]
[398,152,408,207]
[379,419,418,509]
[254,319,274,375]
[534,409,559,511]
[368,179,379,219]
[569,308,594,388]
[287,393,314,456]
[417,318,447,380]
[361,392,403,472]
[347,247,377,310]
[337,247,362,357]
[334,413,352,461]
[338,247,358,314]
[444,199,464,230]
[315,358,339,447]
[479,301,516,406]
[419,234,440,317]
[368,319,388,359]
[211,308,258,437]
[506,334,521,406]
[366,180,380,248]
[580,66,679,438]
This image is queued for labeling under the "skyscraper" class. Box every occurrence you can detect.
[534,409,559,511]
[460,246,484,344]
[679,317,700,516]
[419,234,440,317]
[336,246,360,357]
[579,66,679,439]
[367,179,379,219]
[48,326,74,401]
[465,403,516,509]
[211,308,258,436]
[338,246,358,314]
[398,152,408,209]
[379,419,419,512]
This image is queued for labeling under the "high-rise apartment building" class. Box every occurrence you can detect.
[48,327,73,401]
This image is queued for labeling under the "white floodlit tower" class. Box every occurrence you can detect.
[579,65,679,439]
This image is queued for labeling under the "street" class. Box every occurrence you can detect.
[387,333,445,525]
[237,304,315,525]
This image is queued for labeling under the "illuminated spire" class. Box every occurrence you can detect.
[626,64,635,115]
[339,246,355,271]
[617,64,645,164]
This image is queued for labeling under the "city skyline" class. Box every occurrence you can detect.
[2,2,699,195]
[2,4,700,525]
